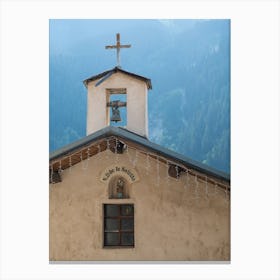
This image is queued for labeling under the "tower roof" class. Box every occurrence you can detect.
[83,67,152,89]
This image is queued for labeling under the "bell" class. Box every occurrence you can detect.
[110,106,121,122]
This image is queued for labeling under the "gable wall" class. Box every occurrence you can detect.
[49,149,230,261]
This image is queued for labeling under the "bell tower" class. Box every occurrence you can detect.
[83,34,152,138]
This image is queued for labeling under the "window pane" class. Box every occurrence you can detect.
[105,218,119,231]
[121,232,134,246]
[121,205,134,216]
[104,232,119,246]
[105,204,119,217]
[121,218,134,231]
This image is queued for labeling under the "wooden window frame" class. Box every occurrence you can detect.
[103,204,134,248]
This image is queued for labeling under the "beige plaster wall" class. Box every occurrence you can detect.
[86,73,148,137]
[49,150,230,261]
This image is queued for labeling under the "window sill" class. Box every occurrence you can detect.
[103,246,135,249]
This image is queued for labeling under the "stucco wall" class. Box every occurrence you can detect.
[49,149,230,261]
[87,73,148,137]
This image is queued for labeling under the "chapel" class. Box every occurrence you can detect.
[49,34,230,261]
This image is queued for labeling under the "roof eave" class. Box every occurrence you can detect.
[50,126,230,183]
[83,67,152,90]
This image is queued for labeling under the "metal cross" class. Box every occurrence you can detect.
[105,33,131,67]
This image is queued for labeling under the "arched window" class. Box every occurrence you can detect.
[108,176,129,199]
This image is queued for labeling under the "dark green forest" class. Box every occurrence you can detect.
[50,19,230,173]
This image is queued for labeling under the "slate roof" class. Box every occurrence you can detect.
[83,67,152,89]
[50,126,230,184]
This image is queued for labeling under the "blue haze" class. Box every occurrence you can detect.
[49,19,230,173]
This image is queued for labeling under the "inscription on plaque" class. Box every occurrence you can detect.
[101,165,139,183]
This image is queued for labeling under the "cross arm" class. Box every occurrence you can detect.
[105,45,117,49]
[105,44,131,49]
[121,44,131,48]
